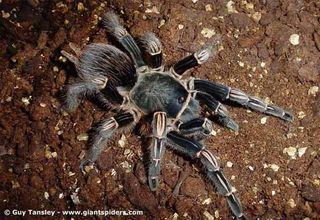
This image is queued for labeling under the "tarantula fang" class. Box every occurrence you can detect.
[61,11,294,220]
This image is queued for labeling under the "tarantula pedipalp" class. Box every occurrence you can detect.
[61,12,294,220]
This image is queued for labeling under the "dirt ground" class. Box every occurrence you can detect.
[1,0,320,219]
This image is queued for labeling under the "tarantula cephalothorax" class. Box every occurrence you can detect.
[61,12,293,219]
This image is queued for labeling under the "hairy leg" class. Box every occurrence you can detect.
[80,111,134,171]
[138,32,163,70]
[103,12,146,69]
[62,81,111,112]
[148,112,167,191]
[193,79,294,121]
[170,36,221,77]
[166,131,248,220]
[178,118,213,141]
[195,91,239,131]
[61,42,82,65]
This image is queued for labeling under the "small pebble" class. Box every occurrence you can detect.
[53,66,59,72]
[238,61,245,67]
[248,166,254,171]
[203,211,214,220]
[260,117,268,124]
[202,198,212,205]
[145,6,160,14]
[121,161,131,172]
[1,10,10,18]
[77,2,85,12]
[51,152,58,158]
[205,4,212,11]
[271,190,276,196]
[252,186,259,193]
[298,111,306,119]
[214,210,220,218]
[24,163,30,169]
[289,34,300,45]
[287,198,296,208]
[192,0,199,3]
[244,2,254,10]
[270,164,279,172]
[21,97,31,106]
[172,213,178,220]
[298,147,308,157]
[252,12,262,22]
[45,145,54,159]
[210,130,217,136]
[227,1,237,13]
[158,19,165,28]
[59,56,67,62]
[68,172,76,177]
[111,169,117,176]
[12,180,20,189]
[118,135,127,148]
[123,148,133,158]
[201,28,216,38]
[308,86,319,96]
[178,24,184,30]
[77,133,88,141]
[44,192,49,200]
[283,146,297,159]
[226,161,233,168]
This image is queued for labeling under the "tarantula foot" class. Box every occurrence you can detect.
[218,116,239,132]
[148,176,159,191]
[148,162,161,191]
[266,105,294,122]
[60,101,76,113]
[79,158,94,173]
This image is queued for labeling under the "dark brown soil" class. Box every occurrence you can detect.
[1,0,320,219]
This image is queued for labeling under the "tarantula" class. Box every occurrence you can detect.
[61,12,293,219]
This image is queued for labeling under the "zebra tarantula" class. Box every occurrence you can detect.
[61,12,293,219]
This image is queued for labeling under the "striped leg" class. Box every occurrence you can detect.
[166,131,248,220]
[103,12,146,69]
[170,36,221,77]
[178,118,214,141]
[62,81,111,112]
[80,111,134,171]
[148,112,167,191]
[193,79,294,121]
[195,92,239,131]
[139,32,163,70]
[170,46,212,77]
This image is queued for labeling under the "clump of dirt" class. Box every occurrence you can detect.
[1,0,319,219]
